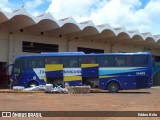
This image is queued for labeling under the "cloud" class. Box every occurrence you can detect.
[1,0,160,34]
[23,0,48,16]
[0,0,12,12]
[0,0,49,16]
[0,0,8,7]
[24,0,44,10]
[47,0,100,18]
[46,0,160,35]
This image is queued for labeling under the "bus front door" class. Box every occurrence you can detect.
[81,64,99,88]
[45,64,64,87]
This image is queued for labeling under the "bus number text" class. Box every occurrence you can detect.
[136,72,145,75]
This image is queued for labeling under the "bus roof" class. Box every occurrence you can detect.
[15,52,151,59]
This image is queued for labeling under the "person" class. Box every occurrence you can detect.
[115,58,119,66]
[104,59,109,66]
[10,74,18,89]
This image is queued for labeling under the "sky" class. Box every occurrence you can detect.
[0,0,160,35]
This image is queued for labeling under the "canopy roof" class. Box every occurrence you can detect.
[0,7,160,49]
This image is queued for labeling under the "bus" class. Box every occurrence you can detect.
[10,52,152,93]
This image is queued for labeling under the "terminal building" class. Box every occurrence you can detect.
[0,8,160,85]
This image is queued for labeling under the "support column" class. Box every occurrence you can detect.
[8,33,14,64]
[109,43,114,53]
[66,38,70,52]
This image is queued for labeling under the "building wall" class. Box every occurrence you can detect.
[112,44,143,53]
[11,33,68,63]
[149,49,160,56]
[0,31,9,62]
[68,40,110,52]
[0,31,160,64]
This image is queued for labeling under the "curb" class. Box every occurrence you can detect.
[0,90,44,93]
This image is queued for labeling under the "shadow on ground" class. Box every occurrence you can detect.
[0,85,9,89]
[115,91,151,94]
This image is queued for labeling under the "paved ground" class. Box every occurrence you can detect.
[0,88,160,120]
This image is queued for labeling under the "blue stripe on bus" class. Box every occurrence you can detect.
[65,80,82,86]
[82,66,99,77]
[99,67,146,76]
[46,70,63,77]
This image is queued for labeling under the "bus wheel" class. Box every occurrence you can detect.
[107,82,119,93]
[28,81,39,87]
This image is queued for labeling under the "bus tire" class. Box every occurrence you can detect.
[27,81,39,87]
[107,82,119,93]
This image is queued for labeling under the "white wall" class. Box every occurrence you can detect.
[0,31,160,63]
[0,31,9,62]
[148,49,160,56]
[12,33,68,62]
[68,39,110,52]
[112,44,143,53]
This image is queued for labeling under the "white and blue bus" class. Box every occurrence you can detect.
[11,52,152,92]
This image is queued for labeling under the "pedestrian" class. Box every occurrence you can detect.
[10,74,18,89]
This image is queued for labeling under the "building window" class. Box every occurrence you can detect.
[77,47,104,54]
[22,41,58,53]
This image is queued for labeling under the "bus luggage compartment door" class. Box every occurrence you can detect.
[81,64,99,77]
[45,64,63,78]
[45,64,64,87]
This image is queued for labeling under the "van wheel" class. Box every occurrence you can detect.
[28,81,39,87]
[108,82,119,93]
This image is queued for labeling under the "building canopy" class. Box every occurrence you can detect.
[0,7,160,50]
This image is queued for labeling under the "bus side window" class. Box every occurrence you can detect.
[31,61,36,68]
[70,60,78,67]
[83,58,90,63]
[115,56,125,67]
[104,60,109,66]
[81,56,96,64]
[91,57,96,64]
[62,57,78,68]
[115,58,119,66]
[133,55,148,67]
[97,56,103,67]
[28,57,44,68]
[126,56,132,67]
[45,57,61,64]
[97,56,114,67]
